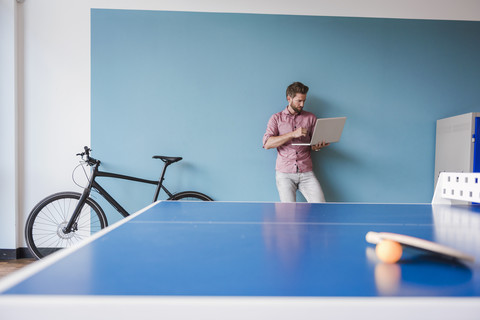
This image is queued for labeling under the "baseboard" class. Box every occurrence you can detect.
[0,248,33,259]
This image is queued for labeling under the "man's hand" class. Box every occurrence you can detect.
[292,127,308,138]
[312,141,329,152]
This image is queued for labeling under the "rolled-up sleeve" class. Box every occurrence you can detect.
[263,114,278,148]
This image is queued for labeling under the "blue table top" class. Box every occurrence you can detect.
[2,201,480,297]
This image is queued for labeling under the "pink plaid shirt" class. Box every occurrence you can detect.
[263,107,316,173]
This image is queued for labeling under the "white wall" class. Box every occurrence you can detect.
[0,0,17,252]
[2,0,480,252]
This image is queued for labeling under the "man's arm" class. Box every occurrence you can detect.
[264,127,307,150]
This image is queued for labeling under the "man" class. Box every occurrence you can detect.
[263,82,328,202]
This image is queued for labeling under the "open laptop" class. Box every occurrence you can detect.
[292,117,346,146]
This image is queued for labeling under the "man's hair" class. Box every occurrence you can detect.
[286,82,309,98]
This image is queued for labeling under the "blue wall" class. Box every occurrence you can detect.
[91,9,480,222]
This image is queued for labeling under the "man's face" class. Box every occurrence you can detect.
[287,93,307,114]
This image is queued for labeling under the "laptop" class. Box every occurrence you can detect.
[292,117,346,146]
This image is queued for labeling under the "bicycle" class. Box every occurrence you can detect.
[25,146,213,259]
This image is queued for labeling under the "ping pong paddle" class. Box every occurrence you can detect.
[366,231,475,263]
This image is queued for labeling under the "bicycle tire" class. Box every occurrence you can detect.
[168,191,213,201]
[25,192,108,259]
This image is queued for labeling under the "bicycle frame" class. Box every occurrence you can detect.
[63,160,174,233]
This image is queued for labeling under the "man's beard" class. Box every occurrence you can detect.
[290,104,301,114]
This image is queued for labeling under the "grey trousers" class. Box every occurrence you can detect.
[275,171,325,203]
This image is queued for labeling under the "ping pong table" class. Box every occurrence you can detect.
[0,201,479,319]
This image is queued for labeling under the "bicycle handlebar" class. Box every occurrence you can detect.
[77,146,100,166]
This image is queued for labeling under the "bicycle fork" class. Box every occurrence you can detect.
[62,188,92,234]
[62,163,98,234]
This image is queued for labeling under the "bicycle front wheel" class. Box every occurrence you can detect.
[169,191,213,201]
[25,192,108,259]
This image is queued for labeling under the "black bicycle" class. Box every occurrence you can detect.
[25,146,213,259]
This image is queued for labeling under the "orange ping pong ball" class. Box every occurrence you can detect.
[375,240,403,263]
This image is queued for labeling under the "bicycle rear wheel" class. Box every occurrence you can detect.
[25,192,108,259]
[169,191,213,201]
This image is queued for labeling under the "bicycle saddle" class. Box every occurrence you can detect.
[152,156,183,164]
